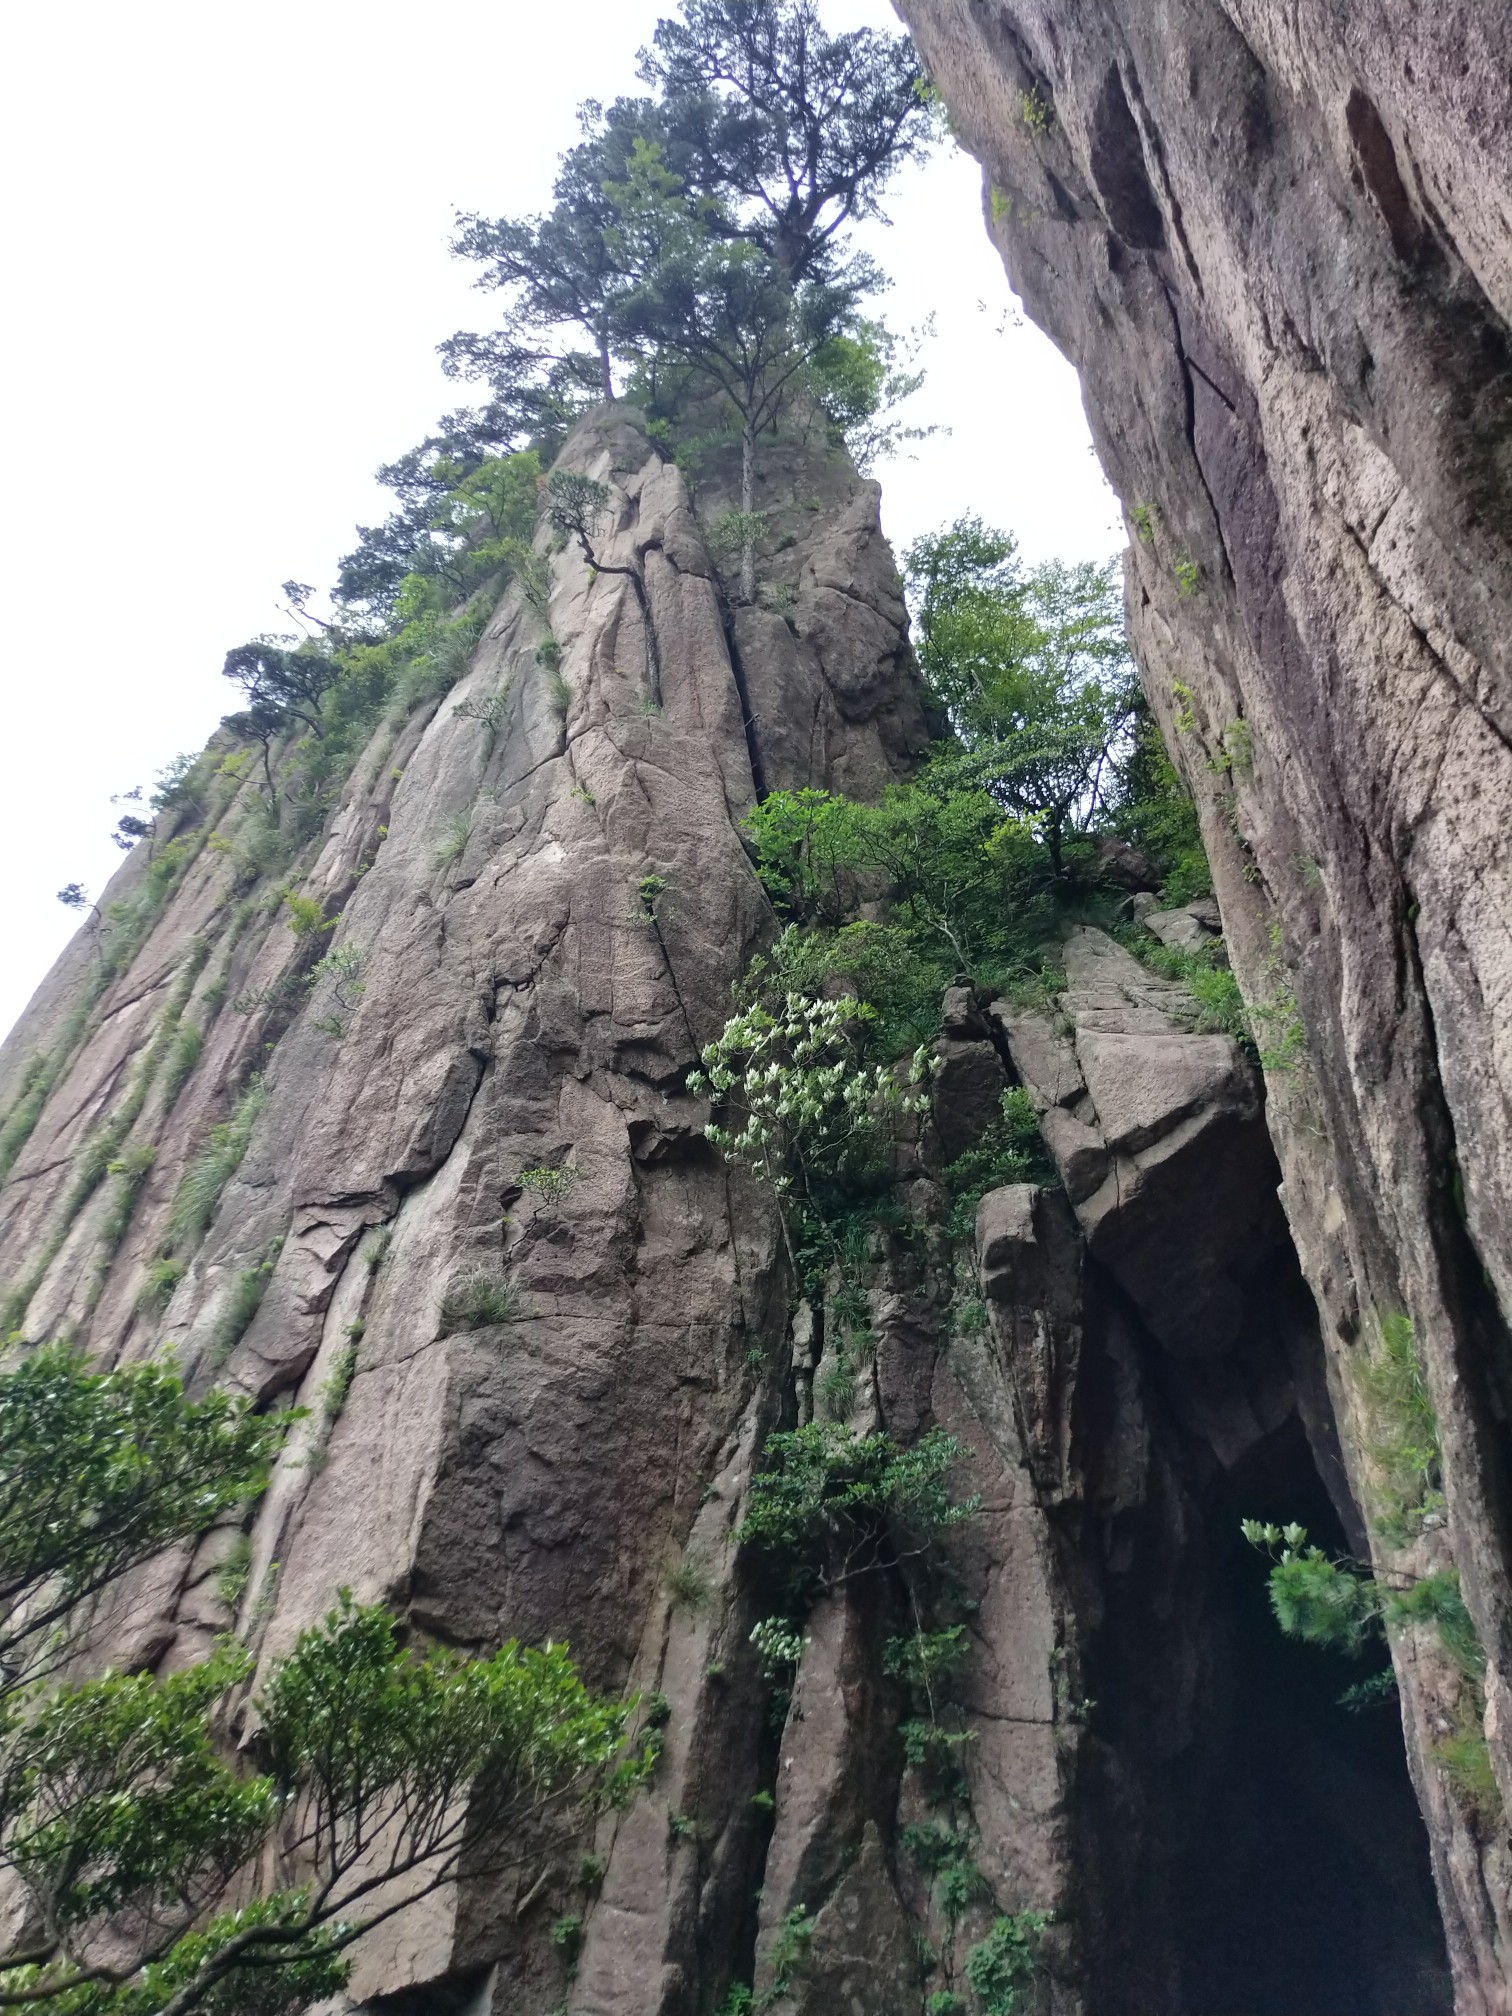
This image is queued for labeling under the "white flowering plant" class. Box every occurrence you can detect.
[687,992,932,1205]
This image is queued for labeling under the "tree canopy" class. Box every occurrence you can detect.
[341,0,933,614]
[905,517,1139,875]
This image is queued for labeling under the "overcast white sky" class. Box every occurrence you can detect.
[0,0,1117,1041]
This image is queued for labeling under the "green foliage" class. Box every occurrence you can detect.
[943,1086,1053,1235]
[1112,705,1211,902]
[740,1424,975,1590]
[1249,931,1306,1071]
[742,922,946,1057]
[518,1164,576,1204]
[744,782,1054,985]
[545,666,572,714]
[159,1022,203,1111]
[900,1718,975,1793]
[750,1617,807,1678]
[641,1693,672,1735]
[453,682,513,759]
[98,1144,156,1256]
[433,805,475,870]
[1358,1312,1443,1545]
[808,316,937,474]
[1241,1522,1379,1656]
[3,1644,276,1934]
[203,1247,278,1368]
[963,1911,1053,2015]
[214,1536,252,1613]
[1433,1707,1503,1830]
[280,892,334,938]
[1267,1547,1380,1655]
[905,518,1138,876]
[883,1627,971,1692]
[164,1077,266,1255]
[139,1256,186,1315]
[1383,1570,1483,1681]
[689,990,930,1211]
[1115,928,1250,1046]
[1019,83,1053,134]
[438,1271,521,1334]
[320,1342,358,1422]
[1245,1518,1491,1761]
[816,1351,858,1422]
[767,1905,813,1996]
[667,1557,711,1611]
[547,471,613,552]
[707,508,770,565]
[551,1914,584,1967]
[0,1349,287,1691]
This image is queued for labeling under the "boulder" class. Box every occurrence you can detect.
[997,930,1279,1356]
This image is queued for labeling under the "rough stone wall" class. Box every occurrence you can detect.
[897,3,1512,2003]
[0,406,930,2010]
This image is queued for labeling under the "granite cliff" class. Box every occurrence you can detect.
[3,9,1510,2004]
[896,2,1512,2008]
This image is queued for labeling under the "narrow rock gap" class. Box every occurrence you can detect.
[1170,1421,1449,2016]
[1084,1345,1452,2015]
[718,600,771,804]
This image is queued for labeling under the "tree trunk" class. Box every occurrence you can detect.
[740,415,756,606]
[599,333,614,404]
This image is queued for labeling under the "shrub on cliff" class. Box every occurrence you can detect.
[740,1422,977,1593]
[0,1352,645,2014]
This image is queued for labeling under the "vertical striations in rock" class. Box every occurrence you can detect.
[899,3,1512,2002]
[0,408,928,2009]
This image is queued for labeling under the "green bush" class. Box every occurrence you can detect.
[433,806,474,870]
[1266,1545,1379,1655]
[740,1424,976,1591]
[944,1086,1053,1234]
[1358,1312,1442,1545]
[667,1556,711,1611]
[964,1911,1053,2015]
[139,1256,186,1315]
[438,1272,520,1334]
[158,1022,203,1110]
[518,1164,576,1204]
[1114,927,1250,1045]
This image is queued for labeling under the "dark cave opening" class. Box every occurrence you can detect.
[1169,1414,1452,2016]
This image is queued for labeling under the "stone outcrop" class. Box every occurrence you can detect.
[0,385,1467,2007]
[0,407,930,2011]
[896,5,1512,2004]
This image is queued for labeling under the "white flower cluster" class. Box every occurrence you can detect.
[688,992,932,1193]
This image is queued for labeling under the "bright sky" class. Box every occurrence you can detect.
[0,0,1117,1042]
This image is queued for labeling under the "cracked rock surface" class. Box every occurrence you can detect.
[900,5,1512,2002]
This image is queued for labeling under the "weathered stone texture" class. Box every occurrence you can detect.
[0,409,928,2012]
[899,3,1512,2001]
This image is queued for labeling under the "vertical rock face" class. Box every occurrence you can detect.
[896,4,1512,2004]
[0,409,930,2010]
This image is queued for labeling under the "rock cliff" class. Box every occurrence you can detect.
[896,3,1512,2006]
[0,409,933,2009]
[7,24,1511,1991]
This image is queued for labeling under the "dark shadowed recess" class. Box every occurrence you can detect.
[1173,1419,1450,2016]
[1073,1260,1451,2016]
